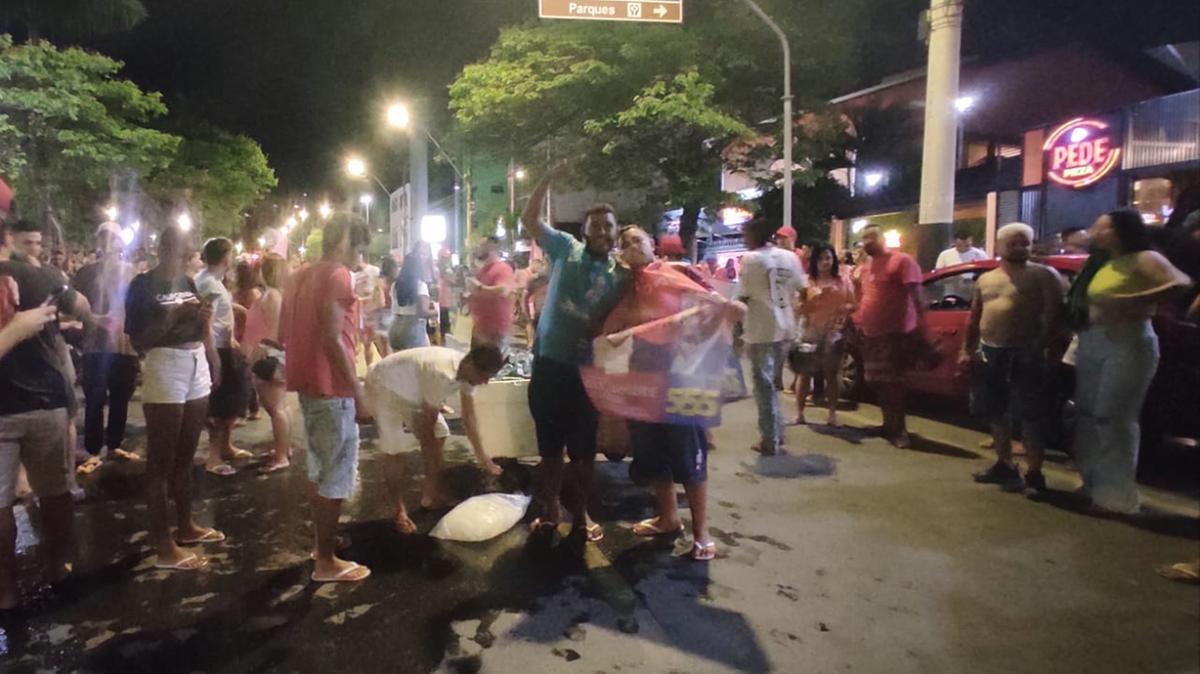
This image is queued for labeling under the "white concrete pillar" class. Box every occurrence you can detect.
[916,0,963,266]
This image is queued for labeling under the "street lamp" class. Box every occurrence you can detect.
[360,193,374,224]
[104,205,118,221]
[346,156,367,179]
[319,202,332,220]
[387,102,411,130]
[298,208,310,222]
[177,213,192,232]
[741,0,793,232]
[514,168,526,181]
[285,216,298,231]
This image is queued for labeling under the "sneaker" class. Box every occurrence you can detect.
[1024,470,1047,493]
[973,461,1025,492]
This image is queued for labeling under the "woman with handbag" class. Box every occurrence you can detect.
[242,254,291,473]
[791,244,856,427]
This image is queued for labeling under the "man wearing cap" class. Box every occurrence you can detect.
[72,222,142,470]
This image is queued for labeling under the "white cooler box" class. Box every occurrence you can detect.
[471,378,538,458]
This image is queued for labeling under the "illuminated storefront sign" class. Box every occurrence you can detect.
[1043,118,1121,188]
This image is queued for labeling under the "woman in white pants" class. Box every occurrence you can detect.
[125,224,225,571]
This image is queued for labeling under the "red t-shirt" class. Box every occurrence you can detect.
[469,260,515,339]
[852,251,922,337]
[280,261,358,398]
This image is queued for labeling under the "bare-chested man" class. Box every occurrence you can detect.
[961,222,1064,493]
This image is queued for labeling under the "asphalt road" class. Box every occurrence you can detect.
[1,388,1196,673]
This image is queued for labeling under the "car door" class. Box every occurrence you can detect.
[906,269,980,397]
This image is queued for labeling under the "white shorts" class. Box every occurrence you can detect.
[367,380,450,456]
[142,346,212,404]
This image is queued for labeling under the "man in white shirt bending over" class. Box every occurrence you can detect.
[736,218,807,456]
[935,230,989,269]
[365,345,506,533]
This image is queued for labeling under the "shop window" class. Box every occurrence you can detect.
[1132,178,1174,225]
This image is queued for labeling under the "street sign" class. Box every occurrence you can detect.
[539,0,683,24]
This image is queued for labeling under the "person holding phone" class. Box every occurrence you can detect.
[125,224,224,572]
[0,211,90,608]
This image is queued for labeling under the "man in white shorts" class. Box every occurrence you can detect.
[365,345,506,533]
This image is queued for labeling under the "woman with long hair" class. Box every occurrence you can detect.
[232,258,262,420]
[388,243,437,351]
[366,254,396,361]
[125,224,224,571]
[243,253,291,473]
[791,244,856,427]
[1072,208,1191,514]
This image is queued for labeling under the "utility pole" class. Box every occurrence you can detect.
[916,0,964,268]
[741,0,793,231]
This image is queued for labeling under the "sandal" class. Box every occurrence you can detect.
[154,553,209,571]
[177,528,226,545]
[311,562,371,584]
[691,541,717,561]
[530,517,559,533]
[227,448,254,461]
[206,463,237,477]
[1157,561,1200,584]
[110,448,143,462]
[631,518,684,537]
[76,456,102,475]
[585,523,604,543]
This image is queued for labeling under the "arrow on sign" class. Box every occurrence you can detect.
[653,4,668,17]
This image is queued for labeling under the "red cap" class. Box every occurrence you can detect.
[657,234,686,257]
[775,226,797,241]
[0,178,13,214]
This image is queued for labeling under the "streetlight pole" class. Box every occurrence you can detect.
[741,0,793,231]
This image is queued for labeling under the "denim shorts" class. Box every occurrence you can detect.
[299,396,359,500]
[970,345,1048,424]
[0,408,71,507]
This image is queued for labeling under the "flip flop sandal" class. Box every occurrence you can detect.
[631,518,685,537]
[1157,562,1200,584]
[311,562,371,584]
[228,449,254,461]
[206,464,237,477]
[154,553,209,571]
[177,529,226,545]
[530,517,559,532]
[691,541,717,561]
[110,449,143,462]
[585,523,605,543]
[260,461,291,474]
[76,457,102,475]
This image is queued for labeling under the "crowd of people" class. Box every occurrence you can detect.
[1,166,1198,605]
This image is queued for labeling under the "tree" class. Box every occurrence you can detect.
[149,123,278,238]
[0,34,179,241]
[0,0,148,42]
[449,2,870,249]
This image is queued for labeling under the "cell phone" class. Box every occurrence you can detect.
[43,284,68,307]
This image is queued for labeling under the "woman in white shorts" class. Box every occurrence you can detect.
[125,224,225,571]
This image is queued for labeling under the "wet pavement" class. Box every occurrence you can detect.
[1,386,1198,673]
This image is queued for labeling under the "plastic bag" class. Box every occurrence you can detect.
[429,493,532,542]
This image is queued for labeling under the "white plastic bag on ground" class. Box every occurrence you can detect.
[429,493,532,542]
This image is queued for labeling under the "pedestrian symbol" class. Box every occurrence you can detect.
[628,2,642,17]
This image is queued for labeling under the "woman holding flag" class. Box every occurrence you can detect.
[590,226,744,561]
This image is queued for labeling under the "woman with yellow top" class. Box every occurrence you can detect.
[1074,208,1191,514]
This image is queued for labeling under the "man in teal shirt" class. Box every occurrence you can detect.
[522,165,624,548]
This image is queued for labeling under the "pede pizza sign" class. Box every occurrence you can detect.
[1043,117,1122,189]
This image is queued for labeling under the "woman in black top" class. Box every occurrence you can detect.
[125,224,224,571]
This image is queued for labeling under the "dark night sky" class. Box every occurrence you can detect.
[85,0,1199,196]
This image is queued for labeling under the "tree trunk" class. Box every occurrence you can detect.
[679,204,701,262]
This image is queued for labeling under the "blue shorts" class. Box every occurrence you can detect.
[627,420,708,486]
[528,357,598,462]
[970,345,1048,425]
[299,396,359,500]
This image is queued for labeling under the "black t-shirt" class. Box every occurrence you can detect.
[0,257,77,415]
[124,271,206,352]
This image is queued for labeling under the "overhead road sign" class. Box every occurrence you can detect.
[539,0,683,24]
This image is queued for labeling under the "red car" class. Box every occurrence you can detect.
[841,255,1200,449]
